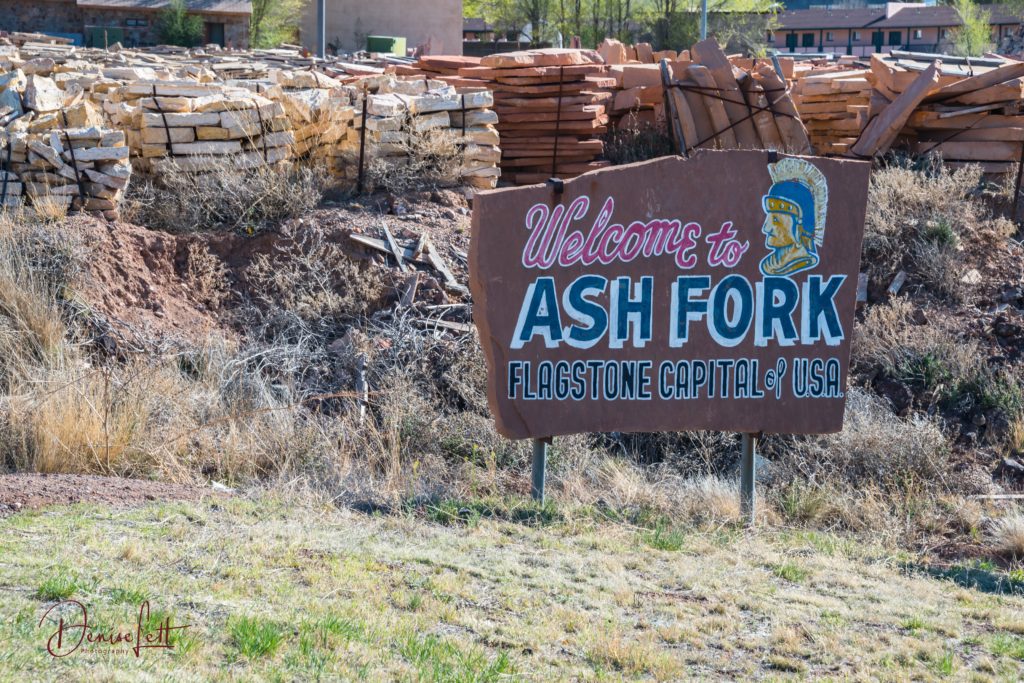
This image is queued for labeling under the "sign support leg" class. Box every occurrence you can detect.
[740,433,756,526]
[531,438,548,503]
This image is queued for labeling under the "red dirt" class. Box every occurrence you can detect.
[0,473,218,517]
[68,190,472,345]
[71,215,229,342]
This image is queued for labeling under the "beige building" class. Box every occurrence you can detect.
[300,0,462,55]
[773,3,1021,57]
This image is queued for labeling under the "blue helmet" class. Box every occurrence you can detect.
[762,180,818,253]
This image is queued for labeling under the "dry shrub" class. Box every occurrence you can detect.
[602,121,675,166]
[126,158,327,233]
[864,163,987,300]
[246,226,383,324]
[31,193,70,224]
[5,361,167,475]
[990,513,1024,560]
[184,242,230,310]
[854,298,980,385]
[854,298,1024,423]
[363,124,462,194]
[784,388,952,492]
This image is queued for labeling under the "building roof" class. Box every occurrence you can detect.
[463,17,493,32]
[76,0,252,15]
[777,8,884,31]
[872,6,962,29]
[778,5,1022,32]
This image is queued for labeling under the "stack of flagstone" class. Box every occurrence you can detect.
[268,69,356,162]
[458,48,615,184]
[6,122,130,218]
[853,54,1024,180]
[111,79,293,174]
[338,76,500,189]
[0,67,129,216]
[790,68,872,156]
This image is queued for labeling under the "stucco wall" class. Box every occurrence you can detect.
[300,0,462,55]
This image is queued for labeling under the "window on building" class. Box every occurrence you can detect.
[940,28,948,39]
[852,31,861,41]
[125,18,148,27]
[888,31,902,46]
[785,33,797,49]
[801,33,815,47]
[912,29,922,40]
[826,31,834,42]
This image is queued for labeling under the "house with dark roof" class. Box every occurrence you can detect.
[772,2,1021,56]
[0,0,251,48]
[464,17,495,42]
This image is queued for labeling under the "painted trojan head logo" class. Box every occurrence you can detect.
[759,157,829,277]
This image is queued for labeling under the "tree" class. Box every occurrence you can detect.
[642,0,776,55]
[950,0,992,57]
[250,0,307,48]
[157,0,203,47]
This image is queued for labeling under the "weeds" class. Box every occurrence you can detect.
[126,159,326,234]
[36,571,83,601]
[363,122,463,194]
[229,615,285,658]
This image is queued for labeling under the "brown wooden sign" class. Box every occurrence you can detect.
[470,150,870,439]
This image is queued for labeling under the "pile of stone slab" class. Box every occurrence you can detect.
[661,39,811,155]
[266,69,356,163]
[0,65,130,217]
[790,67,871,156]
[597,38,687,65]
[6,123,130,218]
[338,76,500,189]
[110,79,293,174]
[453,48,615,184]
[853,53,1024,179]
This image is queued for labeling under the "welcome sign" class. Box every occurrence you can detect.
[470,150,871,440]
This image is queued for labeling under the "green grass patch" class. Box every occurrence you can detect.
[990,634,1024,660]
[228,615,285,659]
[35,570,84,602]
[769,561,810,583]
[399,633,514,682]
[642,520,686,552]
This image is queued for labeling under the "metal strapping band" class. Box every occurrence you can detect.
[60,109,87,209]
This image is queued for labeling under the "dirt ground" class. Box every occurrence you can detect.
[71,189,472,345]
[0,473,217,517]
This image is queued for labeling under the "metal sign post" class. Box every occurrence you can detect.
[531,438,549,503]
[316,0,326,59]
[740,433,757,526]
[700,0,708,40]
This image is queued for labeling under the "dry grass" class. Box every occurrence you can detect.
[245,225,384,324]
[125,158,327,234]
[863,162,1004,301]
[30,193,69,224]
[991,513,1024,560]
[363,124,463,194]
[1,496,1022,680]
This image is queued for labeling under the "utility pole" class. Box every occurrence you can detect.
[700,0,708,40]
[316,0,326,59]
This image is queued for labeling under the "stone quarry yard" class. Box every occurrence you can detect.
[0,493,1023,681]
